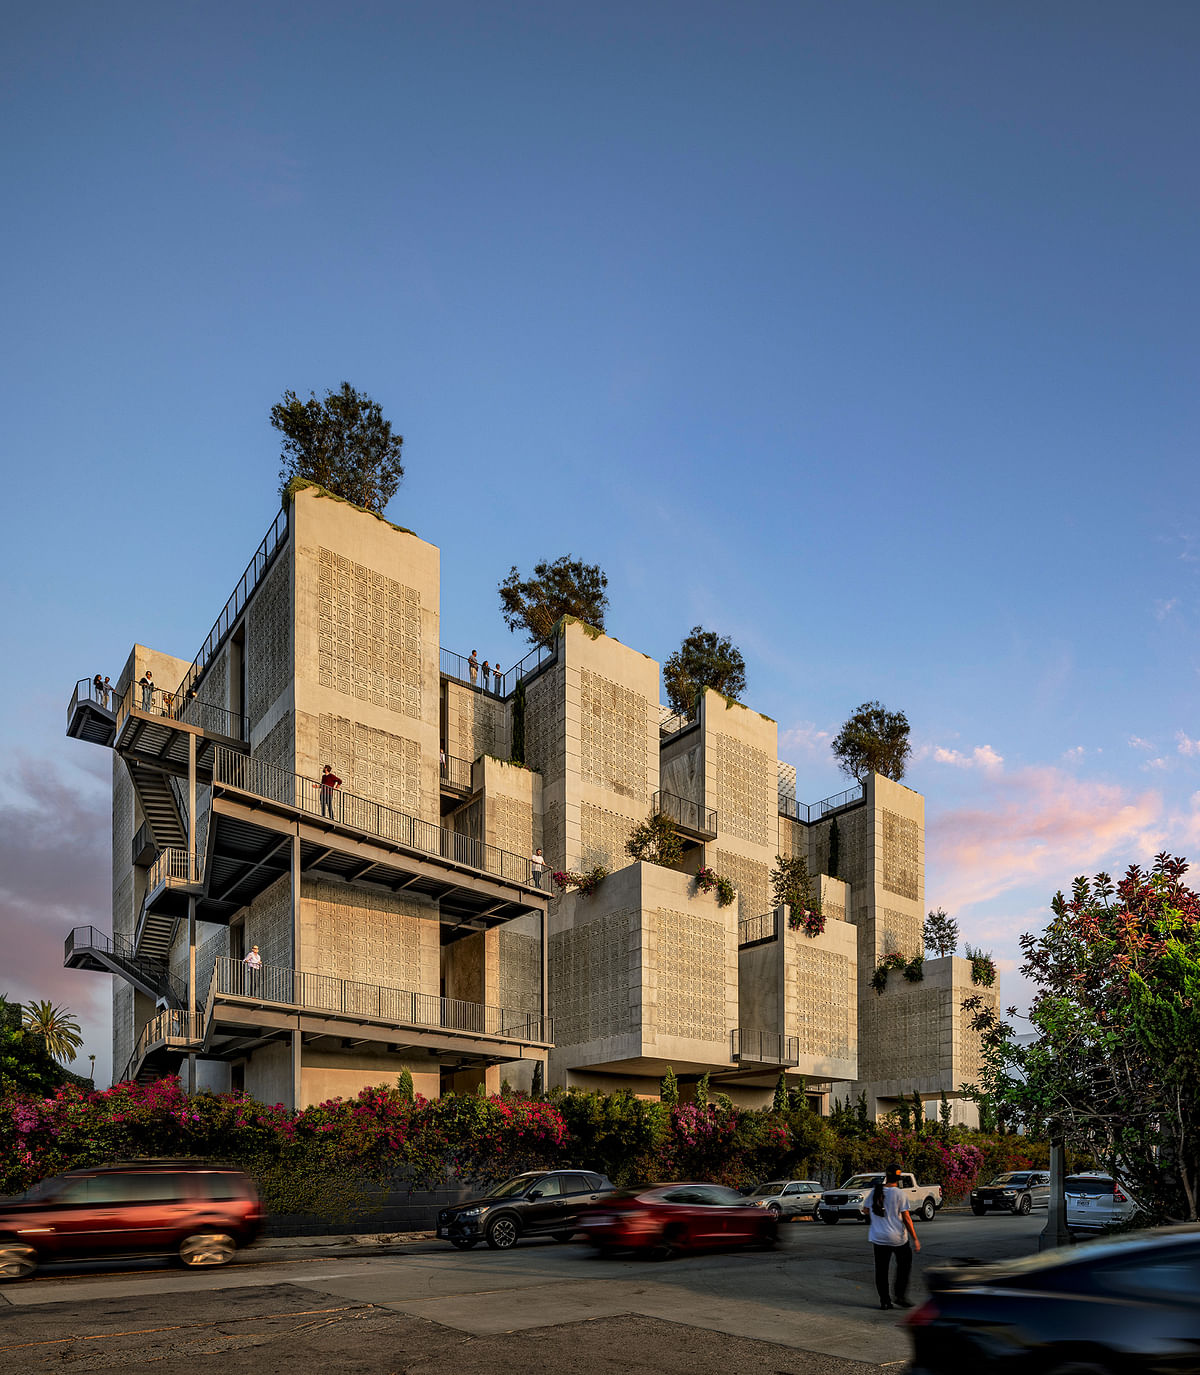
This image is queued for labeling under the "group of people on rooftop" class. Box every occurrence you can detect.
[466,650,504,695]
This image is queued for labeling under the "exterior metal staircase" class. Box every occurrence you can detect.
[64,926,185,1006]
[128,762,188,851]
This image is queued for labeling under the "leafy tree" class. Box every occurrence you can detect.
[694,1072,710,1110]
[830,701,911,782]
[663,626,747,717]
[897,1096,912,1132]
[660,1066,679,1107]
[625,811,683,868]
[939,1092,952,1132]
[0,997,80,1096]
[531,1061,544,1097]
[499,556,609,646]
[397,1067,414,1102]
[273,383,405,513]
[772,1072,788,1113]
[924,907,959,958]
[771,853,817,913]
[965,854,1200,1222]
[23,1000,83,1063]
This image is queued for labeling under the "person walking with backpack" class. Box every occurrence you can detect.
[866,1167,920,1310]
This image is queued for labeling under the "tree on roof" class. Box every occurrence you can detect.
[498,556,608,646]
[663,626,747,717]
[830,701,911,782]
[273,383,405,513]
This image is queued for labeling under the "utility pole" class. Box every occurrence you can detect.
[1040,1135,1072,1251]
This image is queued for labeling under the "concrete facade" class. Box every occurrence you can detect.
[74,483,992,1119]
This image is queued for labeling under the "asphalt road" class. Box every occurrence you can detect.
[0,1211,1047,1374]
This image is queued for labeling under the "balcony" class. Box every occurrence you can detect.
[653,789,717,843]
[112,680,246,776]
[64,925,185,1006]
[66,678,118,747]
[205,956,550,1064]
[731,1028,800,1068]
[440,640,557,700]
[439,752,473,801]
[121,1009,204,1084]
[737,910,779,947]
[778,782,865,825]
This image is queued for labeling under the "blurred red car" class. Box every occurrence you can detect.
[578,1183,777,1259]
[0,1162,264,1279]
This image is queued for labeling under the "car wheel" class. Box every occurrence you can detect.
[766,1202,783,1220]
[485,1215,521,1250]
[820,1212,840,1225]
[553,1230,576,1243]
[971,1205,986,1216]
[178,1231,237,1268]
[449,1237,478,1250]
[1017,1194,1032,1216]
[0,1243,38,1280]
[649,1225,685,1261]
[919,1197,936,1221]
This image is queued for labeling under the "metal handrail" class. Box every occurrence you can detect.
[113,679,246,743]
[779,782,866,825]
[653,789,717,836]
[440,754,473,792]
[121,1008,204,1083]
[212,956,551,1043]
[175,507,288,704]
[147,846,201,890]
[737,910,779,946]
[64,925,186,1007]
[69,677,118,720]
[732,1028,800,1066]
[659,709,695,740]
[440,639,558,700]
[212,747,541,890]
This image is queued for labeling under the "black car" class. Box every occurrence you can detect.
[907,1223,1200,1374]
[436,1170,614,1250]
[969,1170,1051,1216]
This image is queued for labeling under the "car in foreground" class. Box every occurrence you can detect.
[436,1170,614,1250]
[747,1179,824,1220]
[969,1170,1050,1216]
[0,1162,264,1279]
[577,1183,778,1259]
[818,1172,941,1223]
[906,1223,1200,1373]
[1065,1172,1140,1234]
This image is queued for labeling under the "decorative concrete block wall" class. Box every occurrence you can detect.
[443,678,509,766]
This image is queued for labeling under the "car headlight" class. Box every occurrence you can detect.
[459,1206,485,1217]
[1001,1190,1016,1196]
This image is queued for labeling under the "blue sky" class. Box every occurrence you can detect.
[3,2,1199,1084]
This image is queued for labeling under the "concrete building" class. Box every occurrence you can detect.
[66,483,994,1117]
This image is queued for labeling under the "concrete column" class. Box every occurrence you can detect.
[291,832,302,1109]
[291,1026,302,1111]
[1040,1139,1072,1251]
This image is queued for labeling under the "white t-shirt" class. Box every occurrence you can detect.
[866,1186,910,1246]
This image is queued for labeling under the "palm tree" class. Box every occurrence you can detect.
[23,1000,84,1064]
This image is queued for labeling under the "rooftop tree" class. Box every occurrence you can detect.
[663,626,747,717]
[924,907,960,958]
[273,382,405,513]
[830,701,911,782]
[499,556,608,646]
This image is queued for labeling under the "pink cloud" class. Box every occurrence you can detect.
[933,744,1004,771]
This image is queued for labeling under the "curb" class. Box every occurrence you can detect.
[260,1229,434,1248]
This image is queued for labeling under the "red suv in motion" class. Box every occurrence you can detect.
[0,1162,264,1279]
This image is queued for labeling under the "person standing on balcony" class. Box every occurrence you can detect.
[531,847,547,889]
[140,670,154,710]
[481,659,490,691]
[319,764,342,819]
[243,944,262,992]
[93,673,104,702]
[468,650,479,685]
[102,676,112,708]
[493,660,503,694]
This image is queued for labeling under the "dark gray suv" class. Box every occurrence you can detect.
[437,1170,614,1250]
[969,1170,1050,1216]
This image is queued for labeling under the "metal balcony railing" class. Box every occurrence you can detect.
[211,956,550,1044]
[659,709,695,740]
[440,753,473,792]
[174,507,288,707]
[737,910,779,946]
[212,747,541,890]
[440,639,558,699]
[779,782,865,825]
[113,679,246,743]
[69,677,119,720]
[147,847,202,891]
[122,1009,204,1083]
[653,789,717,838]
[732,1028,800,1067]
[64,925,187,1007]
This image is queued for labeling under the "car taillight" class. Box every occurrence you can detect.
[1113,1187,1127,1202]
[904,1300,939,1327]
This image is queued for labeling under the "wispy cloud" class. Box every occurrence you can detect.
[1177,732,1200,757]
[933,744,1004,771]
[780,722,832,755]
[1061,746,1086,763]
[1154,598,1180,621]
[1129,736,1155,751]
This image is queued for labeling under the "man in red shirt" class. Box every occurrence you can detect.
[319,764,342,819]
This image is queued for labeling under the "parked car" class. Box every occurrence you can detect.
[818,1172,941,1223]
[0,1162,264,1279]
[577,1183,778,1259]
[747,1179,824,1220]
[969,1170,1050,1216]
[906,1223,1200,1373]
[1065,1172,1140,1234]
[436,1170,614,1250]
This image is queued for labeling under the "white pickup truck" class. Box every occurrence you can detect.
[817,1172,942,1223]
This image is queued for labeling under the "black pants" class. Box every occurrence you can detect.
[873,1242,913,1303]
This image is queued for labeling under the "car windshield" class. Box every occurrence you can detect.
[989,1173,1032,1186]
[19,1176,64,1202]
[490,1176,538,1198]
[842,1176,884,1189]
[751,1183,786,1197]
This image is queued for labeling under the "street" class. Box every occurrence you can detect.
[0,1211,1046,1373]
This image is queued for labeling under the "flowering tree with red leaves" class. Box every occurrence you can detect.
[964,853,1200,1222]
